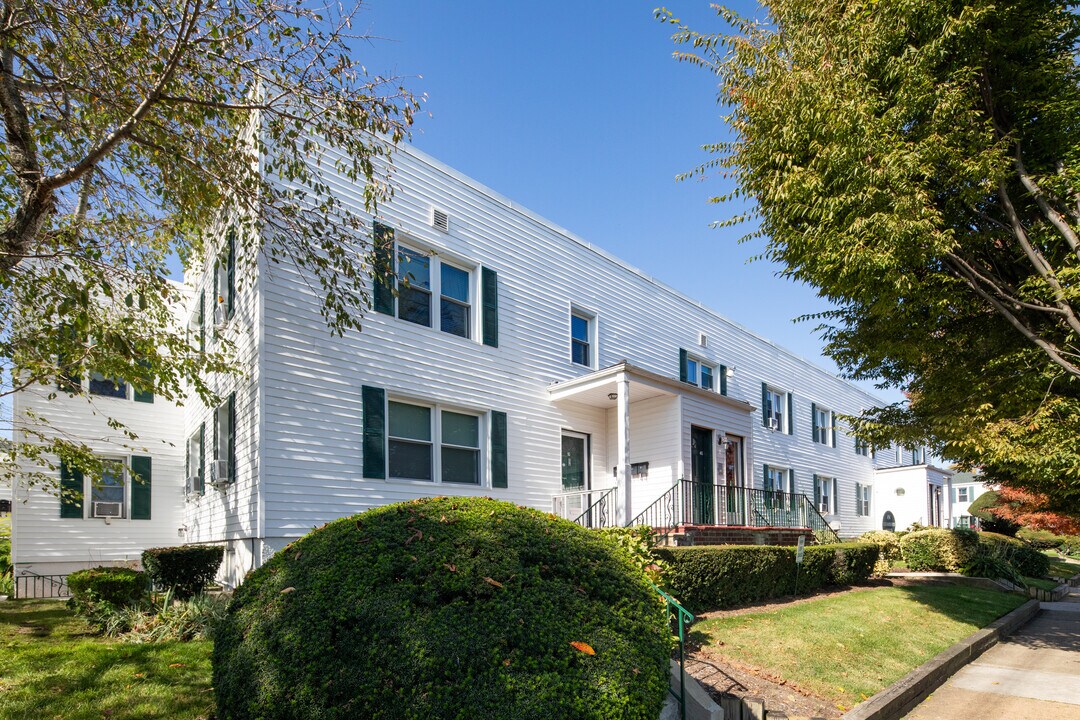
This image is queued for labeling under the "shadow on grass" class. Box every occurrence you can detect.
[887,582,1027,629]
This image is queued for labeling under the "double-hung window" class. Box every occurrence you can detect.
[764,387,786,432]
[89,371,127,399]
[186,427,204,495]
[214,229,236,324]
[212,395,235,485]
[813,405,833,446]
[388,401,482,484]
[814,475,838,515]
[397,248,433,328]
[856,482,871,516]
[439,263,471,338]
[855,437,870,456]
[90,459,126,518]
[570,311,593,367]
[957,486,970,503]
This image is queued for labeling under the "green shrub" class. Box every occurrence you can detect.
[67,566,147,615]
[962,552,1026,587]
[141,545,224,599]
[859,531,902,575]
[1017,527,1064,549]
[214,498,670,720]
[656,543,878,611]
[968,492,1020,535]
[899,529,979,571]
[1061,536,1080,559]
[0,533,11,597]
[595,525,667,582]
[978,532,1050,578]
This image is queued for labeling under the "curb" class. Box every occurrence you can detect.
[841,598,1040,720]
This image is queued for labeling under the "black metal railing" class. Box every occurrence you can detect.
[15,572,70,599]
[629,481,840,543]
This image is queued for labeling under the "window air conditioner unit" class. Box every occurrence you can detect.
[210,460,231,487]
[213,303,228,327]
[768,417,779,430]
[93,502,123,519]
[186,475,202,494]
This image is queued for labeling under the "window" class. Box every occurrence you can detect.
[856,482,871,516]
[764,466,791,494]
[686,357,716,391]
[397,247,432,327]
[212,395,235,485]
[186,427,204,495]
[763,387,786,432]
[441,411,480,484]
[440,263,471,338]
[214,230,236,324]
[387,400,483,484]
[814,475,837,515]
[957,486,970,503]
[188,290,205,353]
[812,404,833,446]
[89,371,127,399]
[855,437,870,456]
[570,311,592,367]
[90,459,126,518]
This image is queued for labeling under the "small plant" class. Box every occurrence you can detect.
[978,532,1050,578]
[97,590,229,643]
[962,551,1026,588]
[67,567,147,618]
[859,530,902,576]
[596,525,667,583]
[142,545,224,599]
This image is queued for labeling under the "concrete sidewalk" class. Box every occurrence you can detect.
[905,588,1080,719]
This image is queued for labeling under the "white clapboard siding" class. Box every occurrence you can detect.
[11,377,187,576]
[250,140,921,543]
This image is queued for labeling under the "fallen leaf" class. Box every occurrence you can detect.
[503,658,511,666]
[570,641,596,656]
[483,577,503,588]
[168,663,186,668]
[405,530,423,546]
[133,673,145,679]
[444,563,457,572]
[280,587,296,594]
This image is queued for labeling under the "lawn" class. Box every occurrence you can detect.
[1045,553,1080,580]
[0,599,214,720]
[691,584,1026,713]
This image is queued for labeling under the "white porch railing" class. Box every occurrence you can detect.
[551,486,620,529]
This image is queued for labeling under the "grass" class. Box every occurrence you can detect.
[1045,554,1080,580]
[691,584,1026,713]
[1024,576,1060,591]
[0,599,214,720]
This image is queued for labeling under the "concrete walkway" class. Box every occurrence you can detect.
[905,587,1080,719]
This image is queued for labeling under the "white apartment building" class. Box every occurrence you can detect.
[10,142,941,591]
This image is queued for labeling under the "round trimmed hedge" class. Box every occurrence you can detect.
[213,497,671,720]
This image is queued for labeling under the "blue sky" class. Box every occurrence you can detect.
[358,1,903,404]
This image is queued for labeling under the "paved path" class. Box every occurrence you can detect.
[905,587,1080,720]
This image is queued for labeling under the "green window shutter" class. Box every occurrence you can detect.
[811,402,818,442]
[228,393,236,481]
[481,267,499,348]
[719,365,727,395]
[362,385,386,479]
[679,349,689,383]
[813,475,822,508]
[831,422,837,448]
[761,383,770,427]
[59,461,84,518]
[226,230,236,319]
[762,463,769,489]
[372,222,395,315]
[198,290,205,353]
[130,455,152,520]
[133,360,154,404]
[490,411,508,489]
[198,423,206,495]
[787,393,795,435]
[789,469,795,495]
[950,486,956,503]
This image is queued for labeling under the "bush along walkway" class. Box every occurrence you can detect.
[683,582,1027,720]
[906,586,1080,720]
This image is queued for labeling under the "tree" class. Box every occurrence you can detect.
[979,486,1080,535]
[967,491,1021,535]
[659,0,1080,511]
[0,0,419,489]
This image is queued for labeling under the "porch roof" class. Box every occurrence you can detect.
[547,361,755,413]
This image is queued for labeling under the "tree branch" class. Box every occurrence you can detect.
[1014,149,1080,263]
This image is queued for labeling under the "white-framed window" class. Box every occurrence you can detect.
[764,465,792,494]
[814,475,838,515]
[957,486,970,503]
[388,400,484,485]
[855,437,870,456]
[213,229,236,325]
[186,427,204,495]
[814,406,833,446]
[570,308,595,368]
[90,458,126,519]
[212,395,235,486]
[856,482,871,516]
[686,356,717,391]
[392,243,477,340]
[764,387,787,432]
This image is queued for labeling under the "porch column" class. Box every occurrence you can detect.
[616,372,632,526]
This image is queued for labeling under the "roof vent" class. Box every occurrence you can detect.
[431,207,449,233]
[698,332,708,348]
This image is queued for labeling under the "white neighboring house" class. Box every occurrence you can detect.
[948,471,990,529]
[872,458,954,532]
[11,140,933,592]
[9,326,187,593]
